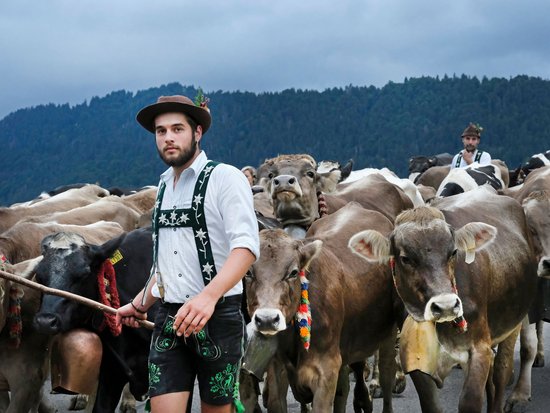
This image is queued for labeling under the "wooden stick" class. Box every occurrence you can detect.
[0,268,154,330]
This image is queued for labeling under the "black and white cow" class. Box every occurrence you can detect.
[522,150,550,175]
[33,227,158,413]
[436,163,505,197]
[408,153,453,182]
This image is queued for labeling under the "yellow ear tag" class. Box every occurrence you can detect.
[109,249,123,265]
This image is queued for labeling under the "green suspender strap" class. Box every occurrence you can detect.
[142,161,220,303]
[455,151,483,167]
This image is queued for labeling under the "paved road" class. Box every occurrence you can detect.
[46,324,550,412]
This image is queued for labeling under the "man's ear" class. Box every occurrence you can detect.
[195,125,203,143]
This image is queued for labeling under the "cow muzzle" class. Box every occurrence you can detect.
[34,312,64,334]
[424,293,463,323]
[252,308,287,335]
[271,175,303,201]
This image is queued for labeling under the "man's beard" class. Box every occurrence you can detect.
[464,144,476,153]
[158,134,198,167]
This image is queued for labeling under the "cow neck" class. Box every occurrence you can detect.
[388,256,468,334]
[282,191,328,236]
[96,258,122,336]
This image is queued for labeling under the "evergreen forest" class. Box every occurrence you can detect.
[1,75,549,205]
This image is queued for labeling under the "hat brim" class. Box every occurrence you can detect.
[136,101,211,134]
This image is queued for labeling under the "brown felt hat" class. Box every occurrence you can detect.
[461,122,482,138]
[136,95,212,134]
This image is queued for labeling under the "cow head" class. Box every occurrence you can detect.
[245,229,322,336]
[349,206,497,323]
[523,191,550,278]
[258,154,340,227]
[34,231,125,334]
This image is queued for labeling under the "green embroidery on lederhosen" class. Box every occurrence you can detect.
[209,363,239,399]
[148,362,161,390]
[142,161,220,304]
[154,316,177,352]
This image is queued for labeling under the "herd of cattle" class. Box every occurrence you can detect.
[0,149,549,413]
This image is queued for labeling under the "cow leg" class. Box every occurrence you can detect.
[367,351,382,398]
[505,319,536,413]
[0,392,9,411]
[333,364,350,413]
[377,331,397,413]
[299,353,341,412]
[533,320,544,367]
[92,353,128,413]
[491,325,520,413]
[119,383,137,413]
[458,343,493,413]
[239,370,262,413]
[409,370,443,413]
[350,361,372,413]
[263,358,290,413]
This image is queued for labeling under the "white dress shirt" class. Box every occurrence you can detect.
[151,151,259,303]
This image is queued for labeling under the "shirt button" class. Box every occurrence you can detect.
[174,251,177,255]
[186,295,190,298]
[173,205,177,209]
[173,228,176,232]
[178,273,183,278]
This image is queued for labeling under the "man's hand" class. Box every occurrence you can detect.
[172,292,217,337]
[462,150,474,164]
[116,302,148,328]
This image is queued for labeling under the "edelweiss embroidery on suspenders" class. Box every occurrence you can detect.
[142,161,219,304]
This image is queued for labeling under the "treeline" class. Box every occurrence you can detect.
[1,75,549,205]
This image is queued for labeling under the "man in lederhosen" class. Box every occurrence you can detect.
[117,94,259,413]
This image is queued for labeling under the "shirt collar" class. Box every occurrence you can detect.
[160,151,208,183]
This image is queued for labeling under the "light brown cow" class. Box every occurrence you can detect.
[0,184,110,233]
[259,154,412,228]
[0,220,124,263]
[246,203,401,412]
[349,187,538,412]
[21,196,140,231]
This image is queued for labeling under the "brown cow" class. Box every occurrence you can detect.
[21,196,140,231]
[0,220,124,263]
[260,154,412,228]
[0,256,56,413]
[246,203,401,412]
[0,184,110,233]
[349,187,538,412]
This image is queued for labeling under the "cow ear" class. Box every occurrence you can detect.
[317,170,341,193]
[348,230,391,263]
[298,240,323,270]
[92,233,127,263]
[455,223,497,264]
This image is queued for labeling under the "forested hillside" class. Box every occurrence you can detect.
[1,75,549,205]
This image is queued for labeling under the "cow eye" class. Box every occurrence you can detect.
[286,269,299,280]
[450,249,458,259]
[245,270,255,280]
[306,171,315,178]
[399,255,413,266]
[268,173,274,179]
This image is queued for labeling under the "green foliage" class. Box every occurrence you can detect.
[1,76,550,206]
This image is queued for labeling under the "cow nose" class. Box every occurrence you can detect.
[34,313,62,334]
[255,312,280,329]
[252,308,287,334]
[273,175,296,187]
[538,257,550,278]
[425,293,463,322]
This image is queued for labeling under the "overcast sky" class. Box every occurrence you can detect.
[2,0,550,120]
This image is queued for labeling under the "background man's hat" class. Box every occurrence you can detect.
[136,95,211,134]
[461,122,483,138]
